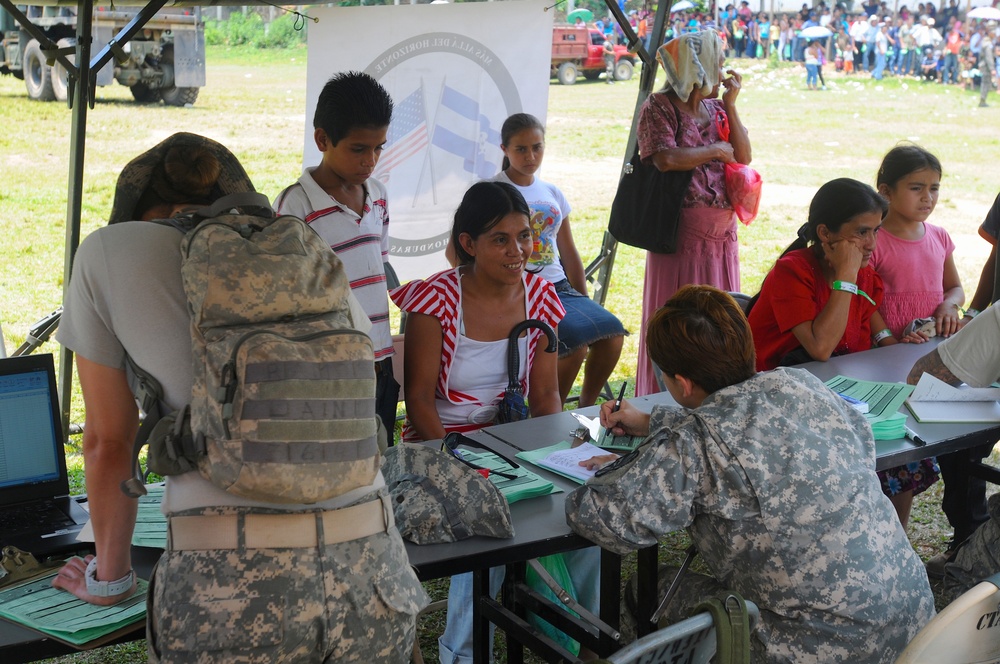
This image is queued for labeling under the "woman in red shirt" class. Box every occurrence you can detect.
[748,178,901,372]
[748,178,935,528]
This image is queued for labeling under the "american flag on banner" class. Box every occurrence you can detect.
[376,86,428,180]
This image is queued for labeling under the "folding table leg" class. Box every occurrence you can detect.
[473,569,490,663]
[504,561,526,664]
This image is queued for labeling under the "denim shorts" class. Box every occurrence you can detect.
[553,279,628,357]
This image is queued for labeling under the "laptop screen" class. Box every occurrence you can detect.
[0,355,68,500]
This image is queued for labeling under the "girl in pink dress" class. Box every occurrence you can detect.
[869,144,960,528]
[871,144,964,339]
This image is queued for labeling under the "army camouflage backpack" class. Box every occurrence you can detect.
[121,192,381,504]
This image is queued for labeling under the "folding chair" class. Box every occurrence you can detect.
[895,572,1000,664]
[607,599,759,664]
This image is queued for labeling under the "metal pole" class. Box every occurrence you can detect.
[58,0,95,435]
[591,0,670,306]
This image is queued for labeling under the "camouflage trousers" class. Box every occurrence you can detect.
[147,495,429,663]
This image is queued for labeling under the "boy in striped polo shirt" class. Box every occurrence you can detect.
[273,71,399,437]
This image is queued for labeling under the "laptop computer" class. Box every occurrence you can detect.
[0,353,90,559]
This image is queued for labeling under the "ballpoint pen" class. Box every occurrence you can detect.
[904,426,926,447]
[612,382,627,414]
[604,382,628,440]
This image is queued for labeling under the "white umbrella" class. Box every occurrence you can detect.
[800,25,834,39]
[968,6,1000,20]
[671,0,695,12]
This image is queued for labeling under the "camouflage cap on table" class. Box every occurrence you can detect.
[382,444,514,545]
[108,132,256,225]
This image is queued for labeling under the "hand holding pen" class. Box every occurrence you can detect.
[599,383,651,438]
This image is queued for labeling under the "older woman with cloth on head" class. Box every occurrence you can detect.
[634,29,753,396]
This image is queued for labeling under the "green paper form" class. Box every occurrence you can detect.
[132,484,167,549]
[825,376,914,440]
[0,570,148,647]
[456,450,561,503]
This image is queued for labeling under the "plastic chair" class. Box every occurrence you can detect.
[607,600,759,664]
[894,572,1000,664]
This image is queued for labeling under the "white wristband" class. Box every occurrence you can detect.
[872,328,893,344]
[85,557,135,598]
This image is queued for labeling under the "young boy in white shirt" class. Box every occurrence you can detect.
[273,71,400,436]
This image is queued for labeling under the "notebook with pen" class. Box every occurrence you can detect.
[0,354,90,558]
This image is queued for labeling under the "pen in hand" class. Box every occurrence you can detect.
[605,382,628,438]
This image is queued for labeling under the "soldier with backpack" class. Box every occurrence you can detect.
[52,133,427,663]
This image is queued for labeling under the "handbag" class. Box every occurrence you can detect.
[608,95,694,254]
[496,319,557,425]
[715,109,763,224]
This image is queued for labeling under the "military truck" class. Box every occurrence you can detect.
[0,5,205,105]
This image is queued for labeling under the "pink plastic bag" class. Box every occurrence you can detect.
[716,111,763,225]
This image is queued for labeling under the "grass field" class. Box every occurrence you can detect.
[1,43,997,664]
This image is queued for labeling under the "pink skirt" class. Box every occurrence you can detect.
[636,207,740,396]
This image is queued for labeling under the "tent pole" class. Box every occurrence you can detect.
[59,0,94,436]
[590,0,670,310]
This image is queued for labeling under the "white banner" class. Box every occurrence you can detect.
[306,1,553,282]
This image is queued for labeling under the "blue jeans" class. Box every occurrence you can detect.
[806,63,818,87]
[942,52,959,84]
[890,48,903,74]
[874,52,886,79]
[438,548,602,664]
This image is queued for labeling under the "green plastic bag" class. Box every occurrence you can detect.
[525,554,581,656]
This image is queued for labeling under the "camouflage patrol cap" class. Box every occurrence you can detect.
[109,132,256,225]
[382,444,514,545]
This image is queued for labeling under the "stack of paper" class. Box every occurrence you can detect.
[0,570,148,647]
[457,450,560,503]
[905,374,1000,423]
[824,376,914,440]
[132,484,167,549]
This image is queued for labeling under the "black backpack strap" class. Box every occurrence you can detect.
[120,354,166,498]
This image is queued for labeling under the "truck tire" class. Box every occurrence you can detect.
[51,38,76,103]
[614,59,634,82]
[158,45,199,106]
[161,86,199,107]
[130,83,162,103]
[557,62,579,85]
[24,39,55,101]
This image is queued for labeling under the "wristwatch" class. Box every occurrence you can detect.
[85,557,135,598]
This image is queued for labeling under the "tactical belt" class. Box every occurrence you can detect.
[168,495,392,551]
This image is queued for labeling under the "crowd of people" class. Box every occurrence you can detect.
[47,21,999,664]
[626,0,999,102]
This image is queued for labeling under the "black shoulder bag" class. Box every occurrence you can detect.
[608,94,694,255]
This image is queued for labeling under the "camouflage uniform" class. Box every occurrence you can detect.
[148,492,427,664]
[566,367,936,663]
[58,133,429,663]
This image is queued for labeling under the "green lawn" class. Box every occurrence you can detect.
[2,45,997,664]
